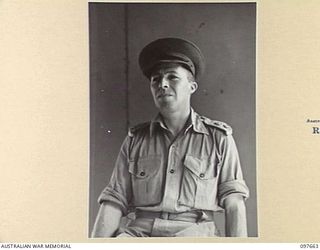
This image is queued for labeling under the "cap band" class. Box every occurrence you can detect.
[144,52,195,77]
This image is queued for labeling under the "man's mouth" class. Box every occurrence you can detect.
[157,93,173,98]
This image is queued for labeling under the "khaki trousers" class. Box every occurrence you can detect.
[116,217,220,237]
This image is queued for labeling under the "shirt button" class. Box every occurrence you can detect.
[169,169,175,174]
[199,173,205,178]
[140,171,145,176]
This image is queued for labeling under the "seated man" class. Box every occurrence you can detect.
[91,37,249,237]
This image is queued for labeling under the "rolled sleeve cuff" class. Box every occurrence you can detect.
[97,187,129,215]
[218,179,250,208]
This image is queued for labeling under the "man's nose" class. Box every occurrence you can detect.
[159,78,169,89]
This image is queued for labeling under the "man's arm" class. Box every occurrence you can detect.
[224,194,247,237]
[91,202,123,237]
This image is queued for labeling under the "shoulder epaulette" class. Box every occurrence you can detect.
[200,116,233,135]
[128,122,150,137]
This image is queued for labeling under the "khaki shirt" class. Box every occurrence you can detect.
[98,109,249,215]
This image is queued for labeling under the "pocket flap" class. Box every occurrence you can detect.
[129,155,161,178]
[184,155,215,180]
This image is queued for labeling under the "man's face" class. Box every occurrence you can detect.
[150,65,198,112]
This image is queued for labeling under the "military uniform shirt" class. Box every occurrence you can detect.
[98,109,249,215]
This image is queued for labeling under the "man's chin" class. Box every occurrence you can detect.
[155,101,175,110]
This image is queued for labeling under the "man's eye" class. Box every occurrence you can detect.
[168,75,179,80]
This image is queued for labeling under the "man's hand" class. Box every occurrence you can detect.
[91,202,123,237]
[224,194,248,237]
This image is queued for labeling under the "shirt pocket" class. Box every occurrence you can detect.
[129,155,163,206]
[178,155,219,210]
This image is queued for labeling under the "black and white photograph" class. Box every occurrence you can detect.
[4,0,320,245]
[89,3,257,237]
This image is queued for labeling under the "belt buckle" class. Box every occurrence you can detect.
[197,211,209,223]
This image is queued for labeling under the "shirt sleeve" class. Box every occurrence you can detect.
[217,133,250,208]
[97,136,132,215]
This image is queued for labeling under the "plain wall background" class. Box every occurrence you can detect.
[89,3,257,237]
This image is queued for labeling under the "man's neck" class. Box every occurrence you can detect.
[160,107,191,136]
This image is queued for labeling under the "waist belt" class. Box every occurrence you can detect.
[135,210,214,223]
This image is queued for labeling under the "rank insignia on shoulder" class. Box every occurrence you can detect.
[128,122,150,137]
[201,116,233,135]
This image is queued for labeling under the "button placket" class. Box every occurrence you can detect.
[168,144,176,174]
[162,143,178,210]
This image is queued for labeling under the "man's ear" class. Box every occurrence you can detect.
[190,81,198,94]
